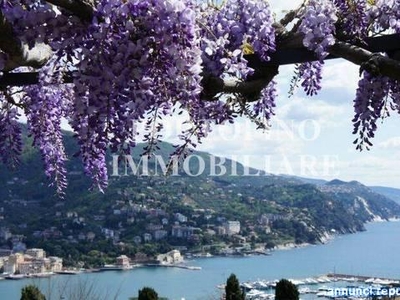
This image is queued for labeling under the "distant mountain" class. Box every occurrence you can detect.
[318,180,400,222]
[370,186,400,205]
[279,175,327,186]
[287,176,400,206]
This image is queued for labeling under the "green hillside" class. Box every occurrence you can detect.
[0,127,399,266]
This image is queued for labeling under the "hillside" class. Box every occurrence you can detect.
[370,186,400,205]
[0,128,399,266]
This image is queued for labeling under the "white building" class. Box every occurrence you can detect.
[3,249,62,275]
[26,248,45,259]
[156,250,183,265]
[224,221,241,235]
[116,255,130,268]
[175,213,188,223]
[3,253,24,274]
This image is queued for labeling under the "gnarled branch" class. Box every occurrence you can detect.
[0,11,53,71]
[329,40,400,80]
[45,0,94,22]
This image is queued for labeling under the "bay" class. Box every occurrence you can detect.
[0,221,399,300]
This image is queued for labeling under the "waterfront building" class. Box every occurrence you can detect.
[157,250,183,265]
[2,249,62,275]
[26,248,45,259]
[116,255,130,268]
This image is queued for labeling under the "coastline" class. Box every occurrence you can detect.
[266,217,400,253]
[2,218,398,282]
[0,221,399,300]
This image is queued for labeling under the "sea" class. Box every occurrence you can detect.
[0,220,399,300]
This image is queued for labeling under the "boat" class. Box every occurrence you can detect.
[31,272,54,278]
[364,278,375,283]
[100,264,133,271]
[299,287,315,294]
[55,270,81,275]
[241,282,254,289]
[185,266,202,270]
[5,274,26,280]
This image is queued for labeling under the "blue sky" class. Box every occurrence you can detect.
[193,60,400,188]
[189,0,400,188]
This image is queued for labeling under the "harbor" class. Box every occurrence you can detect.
[236,274,400,300]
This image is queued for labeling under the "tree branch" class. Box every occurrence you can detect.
[45,0,94,22]
[201,59,279,102]
[329,40,400,81]
[0,11,24,70]
[0,12,53,70]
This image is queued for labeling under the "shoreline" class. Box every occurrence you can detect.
[1,218,398,282]
[264,217,400,253]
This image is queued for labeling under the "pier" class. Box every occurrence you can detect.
[326,273,400,283]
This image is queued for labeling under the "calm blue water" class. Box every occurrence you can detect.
[0,221,399,300]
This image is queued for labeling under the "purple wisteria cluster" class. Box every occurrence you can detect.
[199,0,276,130]
[0,99,22,168]
[296,61,324,96]
[1,0,85,50]
[200,0,275,78]
[333,0,369,40]
[299,0,338,60]
[295,0,337,98]
[390,80,400,112]
[352,72,391,150]
[369,0,400,33]
[23,85,70,195]
[68,0,204,190]
[253,81,277,127]
[1,0,400,195]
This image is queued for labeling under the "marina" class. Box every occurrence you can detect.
[238,274,400,299]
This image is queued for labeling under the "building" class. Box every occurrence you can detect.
[0,227,12,241]
[26,248,45,259]
[48,256,63,272]
[224,221,240,235]
[3,249,62,275]
[171,225,194,239]
[154,230,168,240]
[156,250,183,265]
[133,236,142,244]
[116,255,130,268]
[175,213,188,223]
[143,233,152,242]
[3,253,24,274]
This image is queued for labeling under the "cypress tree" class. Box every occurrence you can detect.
[138,287,158,300]
[275,279,299,300]
[20,285,46,300]
[225,273,245,300]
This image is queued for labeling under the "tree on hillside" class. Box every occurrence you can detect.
[0,0,399,195]
[225,273,245,300]
[138,287,159,300]
[20,285,46,300]
[275,278,299,300]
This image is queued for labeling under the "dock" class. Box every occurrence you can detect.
[326,273,400,283]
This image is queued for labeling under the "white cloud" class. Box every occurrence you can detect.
[377,137,400,149]
[268,0,303,19]
[277,96,346,128]
[199,118,305,157]
[322,60,359,92]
